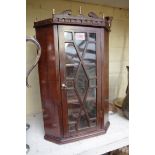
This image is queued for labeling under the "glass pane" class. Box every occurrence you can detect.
[68,107,80,121]
[85,87,97,126]
[90,119,96,127]
[74,32,87,57]
[68,107,80,132]
[85,100,96,118]
[68,123,76,131]
[79,111,89,128]
[89,33,96,41]
[85,64,96,78]
[76,65,88,101]
[65,32,98,131]
[83,43,96,63]
[87,88,96,99]
[64,32,72,41]
[65,43,79,65]
[66,80,74,88]
[83,43,96,77]
[89,79,96,87]
[65,43,80,78]
[67,89,78,102]
[66,65,79,78]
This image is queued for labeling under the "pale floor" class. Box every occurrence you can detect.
[26,112,129,155]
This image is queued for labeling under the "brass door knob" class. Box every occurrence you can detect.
[61,83,67,89]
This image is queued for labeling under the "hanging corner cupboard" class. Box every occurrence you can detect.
[34,10,113,144]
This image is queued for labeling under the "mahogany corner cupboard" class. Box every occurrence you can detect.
[34,10,112,144]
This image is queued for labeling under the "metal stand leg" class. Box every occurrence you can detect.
[26,124,30,153]
[26,144,30,153]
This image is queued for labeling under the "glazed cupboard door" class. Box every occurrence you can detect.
[58,26,102,137]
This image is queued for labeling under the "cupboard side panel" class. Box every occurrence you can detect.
[101,29,109,129]
[57,25,69,137]
[96,30,102,130]
[35,26,62,137]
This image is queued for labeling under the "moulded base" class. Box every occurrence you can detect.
[44,121,110,144]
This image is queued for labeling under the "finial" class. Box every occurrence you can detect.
[52,9,55,15]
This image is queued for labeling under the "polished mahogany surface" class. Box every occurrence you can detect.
[34,10,112,144]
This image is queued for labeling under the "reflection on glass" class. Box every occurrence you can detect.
[83,43,96,63]
[89,79,96,87]
[68,107,80,132]
[66,65,79,78]
[65,32,98,131]
[65,43,79,65]
[66,80,74,88]
[87,88,96,99]
[79,111,89,128]
[68,107,80,121]
[74,32,87,57]
[85,87,97,122]
[83,43,96,77]
[89,33,96,41]
[67,89,78,102]
[68,123,76,131]
[76,65,88,101]
[65,43,80,78]
[90,119,96,127]
[64,32,73,41]
[85,65,96,78]
[85,100,96,118]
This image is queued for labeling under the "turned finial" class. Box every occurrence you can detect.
[52,9,55,15]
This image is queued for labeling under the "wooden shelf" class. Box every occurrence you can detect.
[90,117,96,121]
[66,64,79,67]
[68,121,76,125]
[68,97,96,104]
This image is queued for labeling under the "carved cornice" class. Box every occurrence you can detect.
[34,10,113,31]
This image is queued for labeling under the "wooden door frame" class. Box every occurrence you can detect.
[58,25,102,137]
